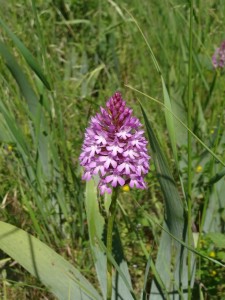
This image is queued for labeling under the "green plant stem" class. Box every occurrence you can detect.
[187,1,193,299]
[106,188,119,300]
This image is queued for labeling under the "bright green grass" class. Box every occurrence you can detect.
[0,0,225,299]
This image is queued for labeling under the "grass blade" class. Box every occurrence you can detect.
[0,221,101,300]
[140,104,195,299]
[0,17,51,90]
[0,40,38,118]
[85,180,134,300]
[161,77,178,164]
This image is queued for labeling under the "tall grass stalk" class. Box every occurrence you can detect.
[187,0,193,299]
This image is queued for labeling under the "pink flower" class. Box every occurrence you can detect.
[99,182,112,195]
[79,92,150,194]
[105,174,125,187]
[106,144,124,156]
[117,162,135,175]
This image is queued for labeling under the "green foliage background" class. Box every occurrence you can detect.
[0,0,225,299]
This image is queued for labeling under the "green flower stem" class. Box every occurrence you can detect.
[106,187,119,300]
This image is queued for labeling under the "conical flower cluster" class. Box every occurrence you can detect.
[79,92,150,194]
[212,40,225,69]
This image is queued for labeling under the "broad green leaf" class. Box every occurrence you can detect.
[85,180,135,300]
[0,221,101,300]
[140,104,195,299]
[0,17,51,90]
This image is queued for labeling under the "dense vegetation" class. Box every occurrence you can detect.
[0,1,225,299]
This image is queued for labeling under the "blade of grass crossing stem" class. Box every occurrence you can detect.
[0,17,51,89]
[140,104,195,299]
[0,221,101,300]
[85,180,134,300]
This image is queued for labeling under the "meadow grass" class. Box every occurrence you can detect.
[0,0,225,299]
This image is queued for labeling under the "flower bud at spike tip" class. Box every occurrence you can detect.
[79,92,150,195]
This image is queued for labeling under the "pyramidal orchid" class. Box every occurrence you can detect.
[212,40,225,69]
[79,92,150,195]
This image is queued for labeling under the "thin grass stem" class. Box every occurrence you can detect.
[187,1,193,299]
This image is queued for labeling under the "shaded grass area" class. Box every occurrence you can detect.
[0,0,225,299]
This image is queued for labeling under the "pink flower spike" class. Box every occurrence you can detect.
[79,92,150,194]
